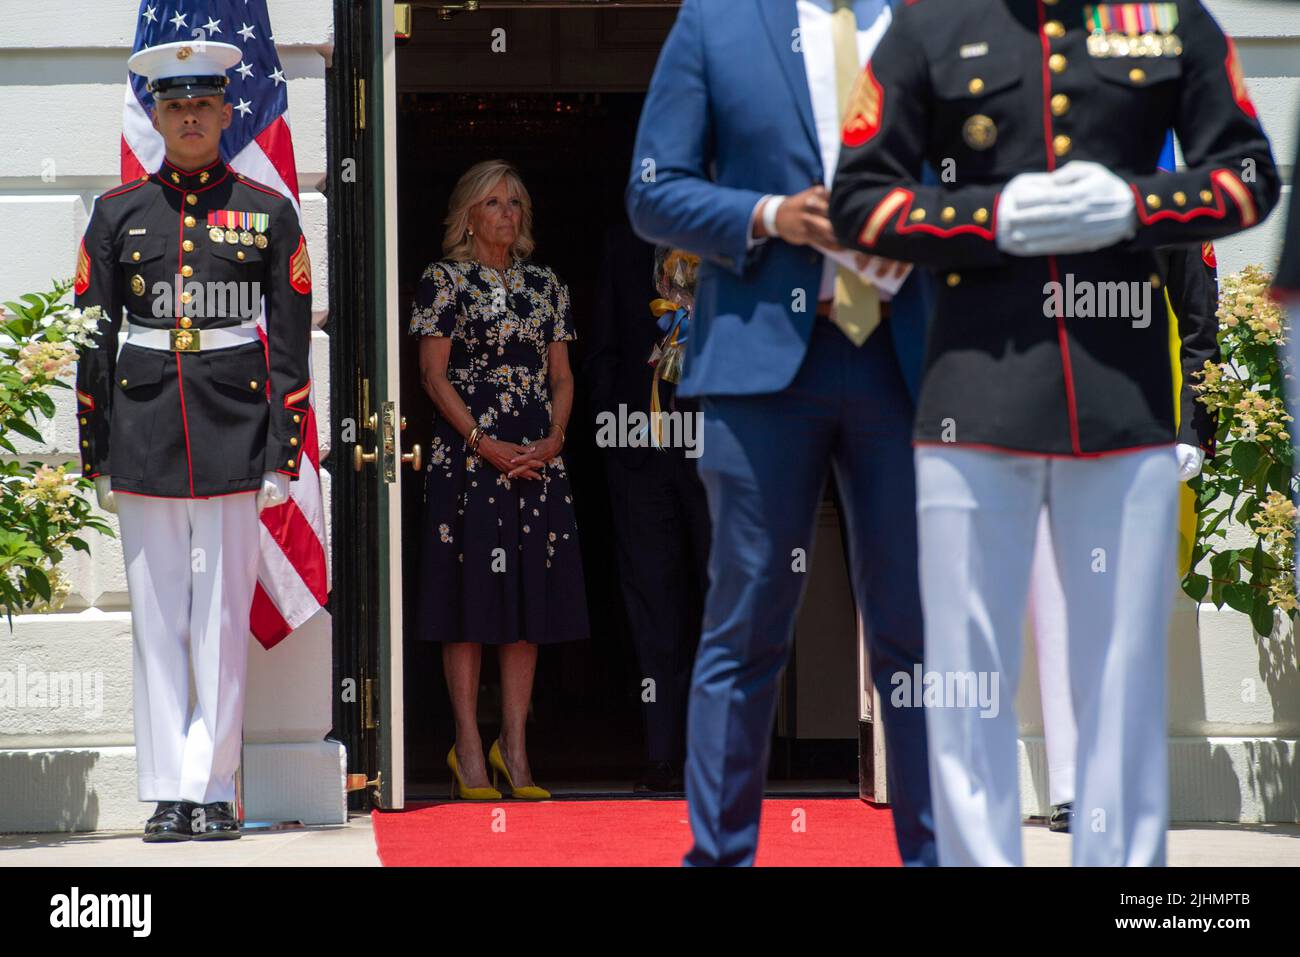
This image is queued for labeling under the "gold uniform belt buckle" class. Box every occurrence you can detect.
[169,328,201,352]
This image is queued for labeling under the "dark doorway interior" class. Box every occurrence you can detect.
[397,90,648,792]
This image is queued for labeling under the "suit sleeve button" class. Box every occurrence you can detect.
[249,380,259,390]
[946,273,961,287]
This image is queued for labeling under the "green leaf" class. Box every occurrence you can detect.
[1224,582,1254,614]
[1182,573,1209,601]
[1250,594,1275,638]
[1231,441,1261,479]
[1268,462,1291,493]
[25,567,51,603]
[5,416,44,444]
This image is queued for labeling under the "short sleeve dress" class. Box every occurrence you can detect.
[408,257,589,645]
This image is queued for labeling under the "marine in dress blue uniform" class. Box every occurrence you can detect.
[830,0,1278,865]
[73,40,313,841]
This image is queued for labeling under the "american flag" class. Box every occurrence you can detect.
[122,0,330,649]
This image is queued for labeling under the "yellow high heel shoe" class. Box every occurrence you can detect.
[447,745,501,801]
[489,740,551,800]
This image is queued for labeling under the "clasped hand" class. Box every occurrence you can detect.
[997,161,1137,256]
[479,435,561,480]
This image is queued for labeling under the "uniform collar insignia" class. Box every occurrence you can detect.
[155,156,229,192]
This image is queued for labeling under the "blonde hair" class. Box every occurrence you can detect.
[442,159,535,262]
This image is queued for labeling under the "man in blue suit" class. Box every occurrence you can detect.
[626,0,936,866]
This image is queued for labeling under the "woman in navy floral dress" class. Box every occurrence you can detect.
[409,160,588,800]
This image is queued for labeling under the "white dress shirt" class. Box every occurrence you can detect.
[750,0,894,300]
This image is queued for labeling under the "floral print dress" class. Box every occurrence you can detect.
[408,257,589,645]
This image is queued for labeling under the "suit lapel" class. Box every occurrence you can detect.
[757,0,821,162]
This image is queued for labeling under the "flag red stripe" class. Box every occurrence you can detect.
[121,138,147,184]
[261,495,330,606]
[255,117,301,201]
[250,583,293,650]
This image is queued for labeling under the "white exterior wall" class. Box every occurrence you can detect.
[0,0,342,832]
[0,0,1296,832]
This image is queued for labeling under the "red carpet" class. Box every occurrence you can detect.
[372,798,902,866]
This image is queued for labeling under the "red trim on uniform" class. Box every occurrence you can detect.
[912,439,1175,460]
[1130,180,1228,226]
[239,177,288,201]
[100,178,150,202]
[161,156,224,179]
[1202,242,1217,269]
[1037,1,1057,174]
[1047,256,1083,455]
[174,200,196,497]
[155,166,230,194]
[858,187,996,246]
[76,389,95,410]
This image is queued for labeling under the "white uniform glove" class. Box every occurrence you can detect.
[256,471,290,513]
[997,161,1137,256]
[93,475,117,514]
[1176,443,1205,482]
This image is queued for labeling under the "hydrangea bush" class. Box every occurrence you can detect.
[1185,264,1296,638]
[0,279,113,624]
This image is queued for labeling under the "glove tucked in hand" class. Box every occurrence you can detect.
[997,161,1137,256]
[1176,443,1205,482]
[256,471,290,513]
[93,475,117,514]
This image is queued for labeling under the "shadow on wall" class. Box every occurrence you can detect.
[0,749,101,833]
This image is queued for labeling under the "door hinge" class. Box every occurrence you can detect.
[364,677,379,731]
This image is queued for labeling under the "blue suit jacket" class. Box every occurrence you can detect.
[625,0,934,401]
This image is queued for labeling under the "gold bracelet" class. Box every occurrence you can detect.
[468,426,482,451]
[550,423,565,442]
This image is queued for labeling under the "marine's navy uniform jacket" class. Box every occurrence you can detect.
[74,156,313,497]
[829,0,1278,456]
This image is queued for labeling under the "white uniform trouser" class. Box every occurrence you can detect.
[1028,507,1077,808]
[117,492,260,805]
[916,444,1178,866]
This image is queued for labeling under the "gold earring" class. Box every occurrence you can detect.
[467,227,474,236]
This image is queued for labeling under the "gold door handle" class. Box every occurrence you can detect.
[401,443,422,472]
[353,443,378,471]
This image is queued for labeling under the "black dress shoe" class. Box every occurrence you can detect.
[1048,802,1073,833]
[191,801,242,841]
[633,761,680,793]
[142,801,195,842]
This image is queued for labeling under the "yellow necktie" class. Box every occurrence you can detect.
[830,0,881,346]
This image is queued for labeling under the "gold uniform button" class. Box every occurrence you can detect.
[180,291,193,304]
[81,440,88,448]
[909,208,926,222]
[1044,21,1065,38]
[179,317,192,329]
[1053,135,1072,157]
[84,463,92,472]
[1044,0,1058,4]
[184,215,196,228]
[250,380,259,390]
[182,240,194,252]
[131,251,141,261]
[79,417,87,425]
[293,414,302,424]
[1173,191,1187,206]
[286,458,295,467]
[1050,94,1070,116]
[941,206,956,222]
[1151,273,1162,289]
[1146,194,1161,209]
[1049,54,1067,74]
[968,77,985,95]
[1200,189,1213,203]
[973,207,990,224]
[1129,67,1147,83]
[290,437,299,447]
[236,251,246,261]
[120,378,128,386]
[185,193,197,206]
[946,273,961,287]
[181,265,194,277]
